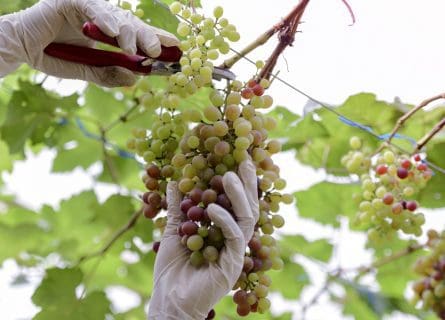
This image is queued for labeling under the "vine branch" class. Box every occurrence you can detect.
[77,208,143,264]
[355,243,424,278]
[259,0,310,80]
[415,117,445,152]
[219,0,311,71]
[384,92,445,146]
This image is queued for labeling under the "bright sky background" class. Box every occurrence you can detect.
[2,0,445,319]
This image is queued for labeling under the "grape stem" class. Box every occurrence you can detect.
[355,243,425,278]
[301,278,331,319]
[380,92,445,152]
[77,208,143,264]
[415,117,445,153]
[259,0,310,80]
[219,0,311,71]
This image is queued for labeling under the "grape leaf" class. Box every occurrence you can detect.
[82,85,127,124]
[32,267,110,320]
[280,235,333,262]
[294,182,360,226]
[138,0,179,34]
[269,260,309,299]
[0,80,79,155]
[338,279,425,319]
[51,121,102,172]
[418,174,445,208]
[267,106,301,140]
[98,154,145,190]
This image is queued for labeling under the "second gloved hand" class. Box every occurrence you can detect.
[0,0,179,87]
[148,160,259,320]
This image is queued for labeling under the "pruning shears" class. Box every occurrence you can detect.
[44,22,235,81]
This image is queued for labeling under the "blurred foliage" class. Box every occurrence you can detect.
[1,0,445,320]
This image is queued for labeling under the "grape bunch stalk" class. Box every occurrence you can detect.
[126,2,293,317]
[342,137,432,242]
[412,230,445,319]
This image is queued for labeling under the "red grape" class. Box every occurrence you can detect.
[383,193,394,205]
[252,84,264,96]
[397,167,409,179]
[187,206,204,221]
[180,198,194,214]
[182,221,199,235]
[241,88,254,99]
[406,201,418,211]
[152,241,160,253]
[146,164,161,179]
[376,164,388,175]
[401,159,412,169]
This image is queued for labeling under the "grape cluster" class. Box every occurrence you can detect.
[126,3,293,317]
[172,82,292,316]
[412,230,445,319]
[342,137,432,242]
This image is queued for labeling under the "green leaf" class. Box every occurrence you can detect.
[81,250,155,295]
[267,106,301,140]
[294,182,361,226]
[98,155,145,190]
[280,235,333,262]
[32,267,82,308]
[115,305,146,320]
[83,85,127,124]
[0,0,37,14]
[51,122,102,172]
[0,221,49,264]
[32,267,110,320]
[418,173,445,208]
[38,191,135,261]
[338,279,424,319]
[341,284,382,320]
[269,260,309,299]
[288,93,401,173]
[0,80,78,154]
[0,140,12,172]
[138,0,179,34]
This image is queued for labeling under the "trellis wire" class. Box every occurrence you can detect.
[227,47,445,175]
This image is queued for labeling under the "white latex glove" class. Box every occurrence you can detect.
[148,160,259,320]
[0,0,179,87]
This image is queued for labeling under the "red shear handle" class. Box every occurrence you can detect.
[44,43,153,74]
[82,22,182,62]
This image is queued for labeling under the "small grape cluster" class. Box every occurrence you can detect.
[412,230,445,319]
[342,137,432,242]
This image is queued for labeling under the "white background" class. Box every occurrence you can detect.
[1,0,445,319]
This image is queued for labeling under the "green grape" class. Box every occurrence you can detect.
[213,6,224,18]
[177,22,191,37]
[169,1,182,14]
[187,234,204,251]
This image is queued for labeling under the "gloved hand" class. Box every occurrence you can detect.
[0,0,179,87]
[148,160,259,320]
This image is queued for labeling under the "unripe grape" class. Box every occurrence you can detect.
[271,215,285,228]
[349,136,361,149]
[169,1,182,14]
[204,106,222,122]
[121,1,132,10]
[177,22,191,37]
[187,234,204,251]
[190,251,205,267]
